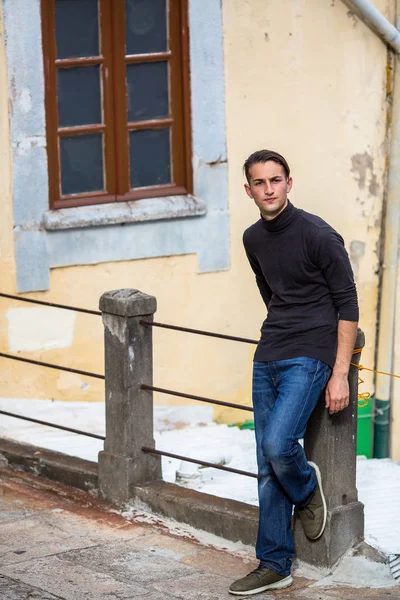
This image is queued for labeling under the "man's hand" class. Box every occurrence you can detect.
[325,373,349,415]
[326,320,357,415]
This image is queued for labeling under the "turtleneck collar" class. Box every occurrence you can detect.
[260,199,298,233]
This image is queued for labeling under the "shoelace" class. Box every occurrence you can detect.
[250,566,269,580]
[298,505,315,520]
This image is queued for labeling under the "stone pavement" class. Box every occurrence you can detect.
[0,467,397,600]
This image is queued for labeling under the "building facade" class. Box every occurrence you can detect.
[0,0,399,458]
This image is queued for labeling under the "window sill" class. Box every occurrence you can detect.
[43,195,207,231]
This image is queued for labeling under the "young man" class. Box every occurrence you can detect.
[229,150,358,596]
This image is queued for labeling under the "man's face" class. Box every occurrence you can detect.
[244,161,293,220]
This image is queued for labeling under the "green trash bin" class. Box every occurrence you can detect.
[229,420,255,431]
[357,397,373,458]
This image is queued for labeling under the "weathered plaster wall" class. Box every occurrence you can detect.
[222,0,390,424]
[3,0,229,293]
[6,307,76,353]
[0,0,249,424]
[0,0,16,378]
[0,0,398,452]
[0,3,13,287]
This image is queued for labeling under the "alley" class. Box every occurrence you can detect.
[0,467,397,600]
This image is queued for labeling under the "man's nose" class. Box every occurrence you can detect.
[265,183,273,195]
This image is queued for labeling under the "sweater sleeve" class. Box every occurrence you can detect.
[313,226,359,321]
[243,239,272,309]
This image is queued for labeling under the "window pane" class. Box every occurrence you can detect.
[125,0,167,55]
[127,62,169,122]
[55,0,99,59]
[60,134,104,195]
[129,128,171,188]
[58,66,102,127]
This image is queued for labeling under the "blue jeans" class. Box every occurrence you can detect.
[253,357,332,576]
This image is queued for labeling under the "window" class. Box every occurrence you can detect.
[41,0,191,209]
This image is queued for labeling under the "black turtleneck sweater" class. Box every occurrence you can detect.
[243,200,358,368]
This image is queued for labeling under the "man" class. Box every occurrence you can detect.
[229,150,358,596]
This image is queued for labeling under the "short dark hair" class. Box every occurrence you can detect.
[243,150,290,183]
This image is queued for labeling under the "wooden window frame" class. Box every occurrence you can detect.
[41,0,192,210]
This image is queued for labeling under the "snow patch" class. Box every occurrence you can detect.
[1,398,400,560]
[311,555,396,589]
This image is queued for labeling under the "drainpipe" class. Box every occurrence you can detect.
[341,0,400,52]
[374,46,400,458]
[341,0,400,457]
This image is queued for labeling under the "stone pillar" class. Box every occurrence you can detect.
[293,328,365,568]
[98,289,161,505]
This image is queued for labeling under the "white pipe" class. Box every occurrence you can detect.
[341,0,400,53]
[375,73,400,403]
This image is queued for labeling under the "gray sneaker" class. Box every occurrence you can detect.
[229,565,293,596]
[296,461,327,540]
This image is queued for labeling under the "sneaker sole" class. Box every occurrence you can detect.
[229,575,293,596]
[308,461,327,540]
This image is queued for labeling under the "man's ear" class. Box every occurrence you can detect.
[244,183,253,199]
[287,177,293,193]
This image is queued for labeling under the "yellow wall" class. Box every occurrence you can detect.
[1,1,399,456]
[223,0,389,431]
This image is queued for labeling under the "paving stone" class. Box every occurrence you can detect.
[0,507,31,524]
[0,555,149,599]
[0,496,32,523]
[0,517,96,565]
[57,540,196,584]
[152,571,261,599]
[127,531,202,559]
[180,546,258,578]
[0,574,60,600]
[127,594,176,600]
[41,510,151,544]
[0,468,397,600]
[272,576,315,596]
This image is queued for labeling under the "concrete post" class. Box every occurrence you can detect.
[293,328,365,567]
[98,289,161,505]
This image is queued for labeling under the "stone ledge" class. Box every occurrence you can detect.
[133,480,258,546]
[0,437,258,546]
[0,437,98,493]
[43,195,207,231]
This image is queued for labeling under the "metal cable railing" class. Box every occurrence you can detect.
[0,292,101,316]
[0,292,258,479]
[0,352,104,379]
[139,320,256,471]
[0,407,255,478]
[140,319,258,345]
[139,318,256,477]
[141,384,253,412]
[0,294,106,447]
[0,410,105,440]
[141,446,257,478]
